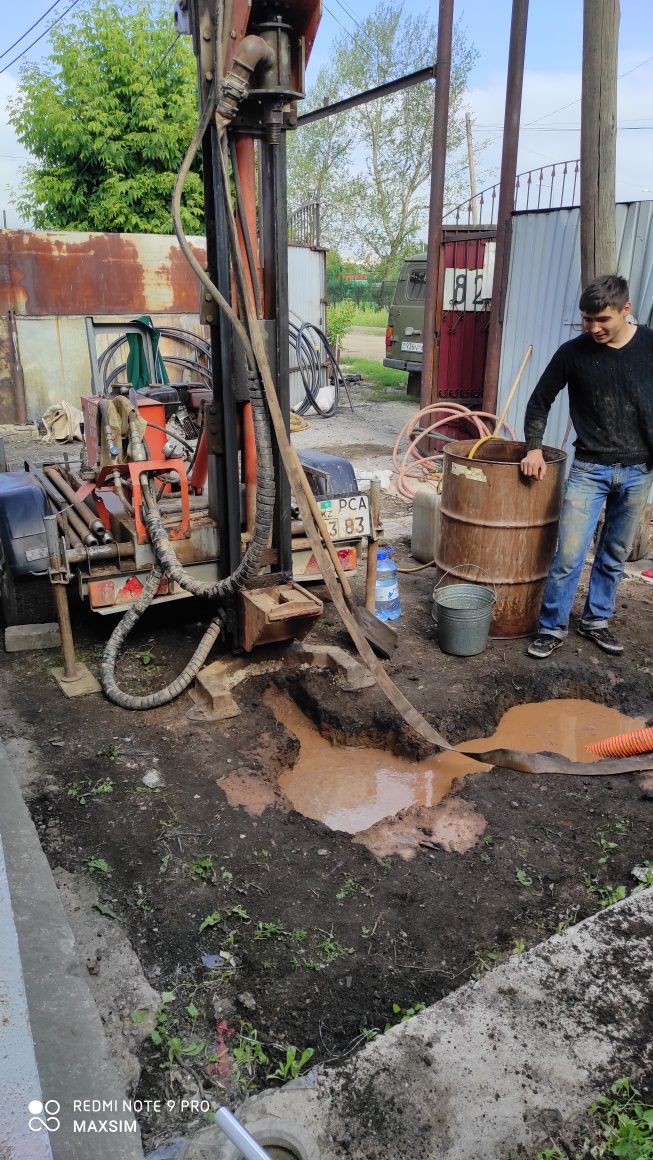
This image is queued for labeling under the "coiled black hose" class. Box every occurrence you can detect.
[290,320,353,418]
[100,565,223,710]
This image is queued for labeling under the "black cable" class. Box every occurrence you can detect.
[0,0,82,75]
[0,0,66,62]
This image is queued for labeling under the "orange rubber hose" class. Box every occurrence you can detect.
[586,726,653,758]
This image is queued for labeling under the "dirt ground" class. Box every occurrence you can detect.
[1,533,653,1150]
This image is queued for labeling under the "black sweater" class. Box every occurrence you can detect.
[524,325,653,466]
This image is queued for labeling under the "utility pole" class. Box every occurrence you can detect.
[482,0,529,415]
[580,0,619,286]
[420,0,455,413]
[465,112,478,224]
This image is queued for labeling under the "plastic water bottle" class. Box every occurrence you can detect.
[375,547,401,621]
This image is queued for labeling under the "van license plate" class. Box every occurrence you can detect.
[401,341,423,353]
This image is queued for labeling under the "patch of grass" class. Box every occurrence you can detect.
[531,1078,653,1159]
[343,357,409,393]
[349,306,388,328]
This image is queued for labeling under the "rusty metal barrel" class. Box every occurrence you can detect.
[435,439,566,637]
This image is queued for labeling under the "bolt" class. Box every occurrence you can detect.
[230,30,236,38]
[205,314,215,323]
[205,70,214,81]
[202,29,211,40]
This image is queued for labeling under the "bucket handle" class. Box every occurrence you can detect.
[433,562,497,603]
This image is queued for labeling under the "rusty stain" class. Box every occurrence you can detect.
[0,230,209,318]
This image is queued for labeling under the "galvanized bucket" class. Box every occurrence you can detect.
[432,581,496,656]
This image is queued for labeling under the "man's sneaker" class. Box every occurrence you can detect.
[577,623,624,654]
[527,633,564,659]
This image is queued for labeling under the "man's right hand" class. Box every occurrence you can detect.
[520,448,547,480]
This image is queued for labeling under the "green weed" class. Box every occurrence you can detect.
[515,868,533,887]
[87,856,111,875]
[67,777,113,806]
[198,911,222,932]
[190,856,214,881]
[472,950,497,980]
[584,876,628,909]
[384,1001,426,1031]
[267,1045,314,1083]
[341,357,408,392]
[254,921,286,940]
[532,1078,653,1159]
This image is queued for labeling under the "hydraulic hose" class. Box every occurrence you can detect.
[101,83,275,708]
[101,565,223,710]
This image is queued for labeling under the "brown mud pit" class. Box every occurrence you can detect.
[1,561,652,1152]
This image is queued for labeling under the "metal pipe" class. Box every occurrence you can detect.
[44,465,109,539]
[482,0,529,414]
[420,0,455,413]
[66,541,136,566]
[26,461,99,547]
[297,66,436,126]
[44,515,79,681]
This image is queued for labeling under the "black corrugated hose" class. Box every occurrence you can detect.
[100,90,276,710]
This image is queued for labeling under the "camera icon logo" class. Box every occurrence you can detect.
[28,1099,61,1133]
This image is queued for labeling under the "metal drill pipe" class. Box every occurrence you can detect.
[44,465,109,539]
[26,461,99,547]
[65,541,136,566]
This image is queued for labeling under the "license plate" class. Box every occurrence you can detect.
[318,494,370,541]
[400,341,423,353]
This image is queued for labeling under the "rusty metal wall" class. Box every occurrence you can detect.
[497,202,653,459]
[0,230,325,422]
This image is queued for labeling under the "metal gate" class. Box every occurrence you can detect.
[437,231,494,405]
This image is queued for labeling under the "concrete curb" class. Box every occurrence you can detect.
[0,739,144,1160]
[186,888,653,1160]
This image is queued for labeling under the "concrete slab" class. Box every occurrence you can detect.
[0,740,144,1160]
[186,888,653,1160]
[4,622,61,652]
[51,662,101,697]
[0,837,54,1160]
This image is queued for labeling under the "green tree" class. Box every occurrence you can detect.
[9,0,202,233]
[288,1,477,275]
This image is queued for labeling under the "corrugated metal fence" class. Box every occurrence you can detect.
[497,201,653,456]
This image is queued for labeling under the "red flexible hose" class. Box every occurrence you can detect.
[392,403,516,499]
[586,726,653,758]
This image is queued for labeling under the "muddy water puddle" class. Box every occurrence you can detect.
[266,693,645,858]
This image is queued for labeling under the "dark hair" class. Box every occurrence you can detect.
[579,274,629,314]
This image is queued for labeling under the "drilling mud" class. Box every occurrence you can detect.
[220,691,647,860]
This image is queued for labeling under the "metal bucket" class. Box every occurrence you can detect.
[432,582,496,656]
[436,439,566,637]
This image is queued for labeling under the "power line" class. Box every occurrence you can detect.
[523,52,653,128]
[328,0,384,63]
[0,0,83,76]
[0,0,66,63]
[322,3,378,64]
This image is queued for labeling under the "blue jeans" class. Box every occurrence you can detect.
[539,460,653,639]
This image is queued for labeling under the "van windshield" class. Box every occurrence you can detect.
[405,268,426,303]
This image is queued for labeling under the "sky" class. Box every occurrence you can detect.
[1,0,653,227]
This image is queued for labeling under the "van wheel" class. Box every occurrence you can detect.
[0,543,55,627]
[407,372,421,399]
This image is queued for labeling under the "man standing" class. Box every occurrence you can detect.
[521,274,653,658]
